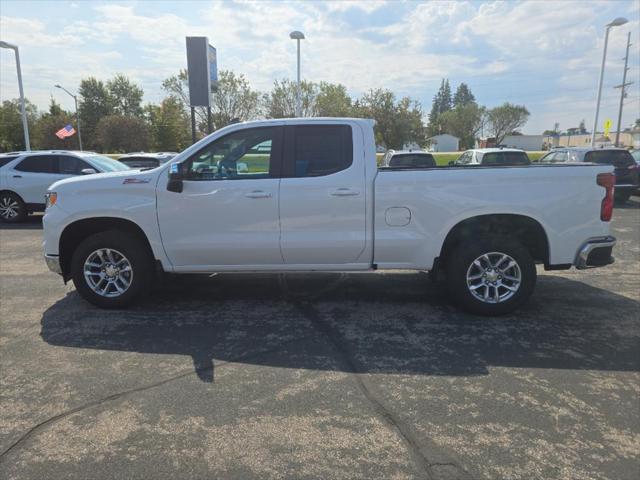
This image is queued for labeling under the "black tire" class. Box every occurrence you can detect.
[70,230,154,308]
[446,237,536,316]
[0,191,27,223]
[614,191,631,204]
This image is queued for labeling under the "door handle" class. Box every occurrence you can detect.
[329,188,360,197]
[245,190,272,199]
[12,175,22,178]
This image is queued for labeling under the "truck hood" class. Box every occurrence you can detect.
[48,169,158,192]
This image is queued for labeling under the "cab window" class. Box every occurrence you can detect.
[184,127,283,180]
[288,125,353,177]
[59,156,92,174]
[15,155,57,173]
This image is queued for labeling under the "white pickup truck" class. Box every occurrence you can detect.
[43,118,616,315]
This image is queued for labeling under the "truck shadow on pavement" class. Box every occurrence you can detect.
[40,272,640,383]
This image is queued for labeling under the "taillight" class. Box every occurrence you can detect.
[597,173,615,221]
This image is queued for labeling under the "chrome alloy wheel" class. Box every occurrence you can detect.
[466,252,521,304]
[83,248,133,298]
[0,196,20,220]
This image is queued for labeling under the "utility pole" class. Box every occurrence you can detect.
[614,32,633,147]
[591,17,628,147]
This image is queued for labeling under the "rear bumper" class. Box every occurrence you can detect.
[574,236,616,269]
[45,254,62,275]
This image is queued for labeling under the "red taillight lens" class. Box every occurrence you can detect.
[597,172,615,221]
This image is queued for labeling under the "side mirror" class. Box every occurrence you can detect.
[80,168,97,175]
[167,162,184,193]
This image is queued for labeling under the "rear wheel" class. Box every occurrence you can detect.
[446,237,536,316]
[71,230,154,308]
[0,192,27,223]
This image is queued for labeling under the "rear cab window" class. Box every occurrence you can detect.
[287,125,353,177]
[389,153,435,168]
[481,151,530,166]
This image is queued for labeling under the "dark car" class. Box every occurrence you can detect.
[118,152,178,169]
[539,147,639,202]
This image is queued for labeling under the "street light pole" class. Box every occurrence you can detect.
[591,17,628,147]
[289,31,305,117]
[54,84,83,151]
[0,41,30,150]
[614,31,632,147]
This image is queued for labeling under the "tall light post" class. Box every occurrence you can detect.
[591,17,628,147]
[0,41,30,150]
[55,84,82,151]
[289,30,305,117]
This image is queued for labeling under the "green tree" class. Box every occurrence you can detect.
[107,74,144,117]
[453,82,476,109]
[264,79,318,118]
[486,103,530,145]
[146,97,190,151]
[0,98,39,152]
[440,103,486,150]
[316,82,353,117]
[427,78,453,137]
[33,98,76,150]
[210,70,260,128]
[78,77,113,150]
[95,115,150,153]
[354,88,425,149]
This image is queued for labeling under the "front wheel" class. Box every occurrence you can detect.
[0,192,27,223]
[70,230,154,308]
[446,237,536,316]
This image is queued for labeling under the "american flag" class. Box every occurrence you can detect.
[55,124,76,139]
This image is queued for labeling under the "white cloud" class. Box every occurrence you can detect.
[0,0,638,134]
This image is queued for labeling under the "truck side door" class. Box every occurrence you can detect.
[156,126,284,269]
[278,123,368,266]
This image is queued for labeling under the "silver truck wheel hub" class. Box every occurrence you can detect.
[466,252,521,304]
[83,248,133,298]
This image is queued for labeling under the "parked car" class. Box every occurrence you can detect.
[117,152,178,169]
[453,148,531,166]
[43,118,616,315]
[0,150,130,222]
[539,147,638,202]
[381,150,436,168]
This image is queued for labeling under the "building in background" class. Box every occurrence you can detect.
[501,134,544,151]
[427,134,459,152]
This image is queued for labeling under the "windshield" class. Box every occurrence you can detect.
[83,154,131,172]
[585,150,635,168]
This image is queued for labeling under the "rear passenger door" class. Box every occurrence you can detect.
[278,124,368,266]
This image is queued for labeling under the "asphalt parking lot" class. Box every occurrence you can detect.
[1,200,638,480]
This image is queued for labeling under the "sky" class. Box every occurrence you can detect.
[1,0,639,135]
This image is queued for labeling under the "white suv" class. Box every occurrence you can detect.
[0,150,129,222]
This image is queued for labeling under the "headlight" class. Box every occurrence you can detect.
[45,192,57,209]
